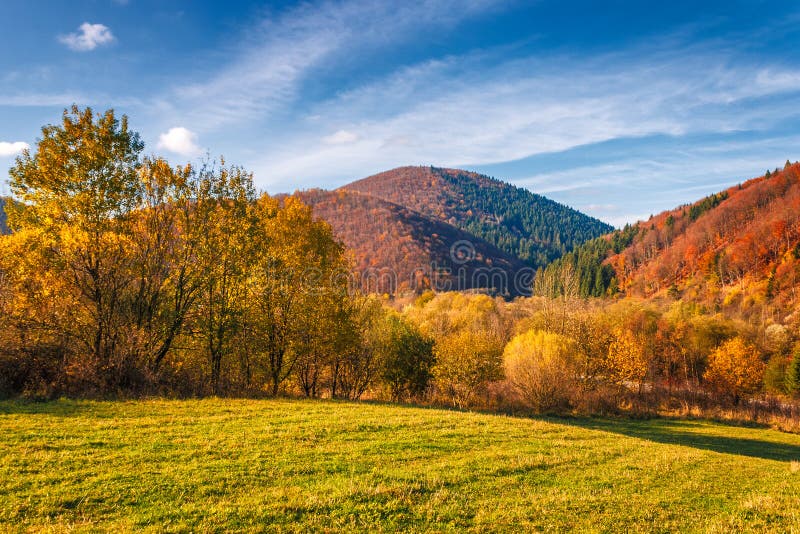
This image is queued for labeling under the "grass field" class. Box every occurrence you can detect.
[1,399,799,532]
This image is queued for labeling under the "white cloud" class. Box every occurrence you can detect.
[0,141,29,157]
[157,127,202,157]
[59,23,114,52]
[323,130,359,145]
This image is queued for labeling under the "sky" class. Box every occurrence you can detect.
[1,0,799,226]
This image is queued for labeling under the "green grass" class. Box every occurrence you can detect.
[1,399,799,532]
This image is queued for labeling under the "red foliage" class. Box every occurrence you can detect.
[607,163,800,308]
[292,189,526,296]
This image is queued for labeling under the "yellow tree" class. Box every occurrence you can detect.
[333,296,389,400]
[0,228,79,395]
[246,194,351,396]
[7,106,143,385]
[503,330,577,411]
[703,337,765,403]
[293,290,356,398]
[128,158,202,373]
[191,160,255,394]
[433,329,504,408]
[606,327,649,392]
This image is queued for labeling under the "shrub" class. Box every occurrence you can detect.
[381,316,435,402]
[433,330,504,409]
[606,328,649,391]
[503,330,577,411]
[764,354,789,395]
[703,337,765,403]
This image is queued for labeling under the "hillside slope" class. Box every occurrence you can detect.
[541,162,800,313]
[614,162,800,306]
[295,189,530,296]
[342,166,612,267]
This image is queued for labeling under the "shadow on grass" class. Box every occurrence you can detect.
[556,416,800,462]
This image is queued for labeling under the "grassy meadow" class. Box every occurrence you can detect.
[1,399,800,532]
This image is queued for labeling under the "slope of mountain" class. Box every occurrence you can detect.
[295,189,530,296]
[542,162,800,313]
[342,166,613,267]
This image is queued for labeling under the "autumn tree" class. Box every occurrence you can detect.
[245,194,350,396]
[190,160,255,394]
[786,348,800,397]
[293,293,356,398]
[8,106,144,388]
[503,329,577,411]
[703,337,765,403]
[128,158,202,374]
[433,329,504,408]
[606,328,649,392]
[380,315,435,401]
[333,296,390,400]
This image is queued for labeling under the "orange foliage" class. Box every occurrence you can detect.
[606,163,800,312]
[292,189,525,296]
[703,337,765,401]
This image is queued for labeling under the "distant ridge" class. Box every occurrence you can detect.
[295,188,530,296]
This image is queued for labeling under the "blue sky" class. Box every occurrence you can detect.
[1,0,799,226]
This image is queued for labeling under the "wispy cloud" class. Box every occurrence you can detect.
[323,130,359,145]
[242,36,800,198]
[59,23,115,52]
[0,93,86,107]
[159,0,507,131]
[7,0,797,227]
[507,135,800,227]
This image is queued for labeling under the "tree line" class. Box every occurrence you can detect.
[0,107,432,399]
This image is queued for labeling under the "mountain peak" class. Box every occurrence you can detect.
[341,166,612,266]
[298,166,612,296]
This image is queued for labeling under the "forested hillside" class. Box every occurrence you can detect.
[295,189,529,296]
[343,166,612,267]
[293,166,610,297]
[539,162,800,315]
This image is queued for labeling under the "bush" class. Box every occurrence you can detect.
[433,330,504,408]
[503,330,577,412]
[606,327,648,391]
[764,354,789,395]
[703,337,765,403]
[381,316,435,402]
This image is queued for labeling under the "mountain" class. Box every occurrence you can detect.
[541,161,800,313]
[291,166,612,297]
[342,166,613,267]
[294,189,530,296]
